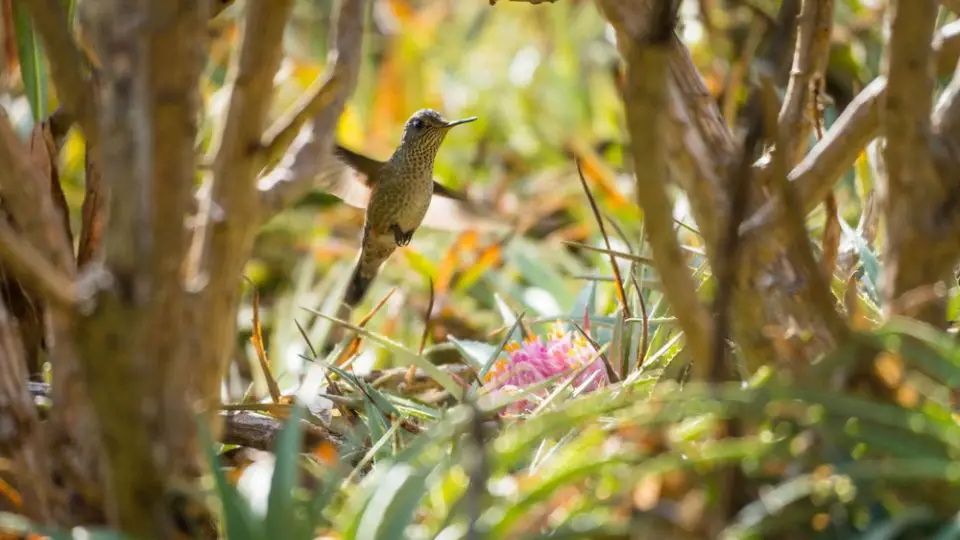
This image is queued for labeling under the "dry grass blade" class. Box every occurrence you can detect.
[572,321,620,383]
[77,148,106,267]
[245,277,282,404]
[336,287,397,366]
[574,159,631,318]
[28,122,73,251]
[563,240,655,265]
[631,274,650,370]
[407,277,437,387]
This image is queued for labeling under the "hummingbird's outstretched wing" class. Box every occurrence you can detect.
[332,144,383,183]
[322,144,510,233]
[333,143,470,201]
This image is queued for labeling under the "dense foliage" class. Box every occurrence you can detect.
[0,0,959,538]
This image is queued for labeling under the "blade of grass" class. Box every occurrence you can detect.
[306,309,465,401]
[575,159,630,318]
[12,2,48,123]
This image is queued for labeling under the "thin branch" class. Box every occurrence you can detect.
[0,219,76,308]
[258,71,344,169]
[220,411,342,452]
[19,0,98,147]
[932,34,960,157]
[760,75,847,339]
[742,21,960,236]
[257,0,367,220]
[187,0,296,412]
[740,77,883,235]
[596,0,714,375]
[0,113,74,273]
[711,85,766,383]
[776,0,835,165]
[28,382,344,454]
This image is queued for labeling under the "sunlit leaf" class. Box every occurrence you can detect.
[11,1,48,122]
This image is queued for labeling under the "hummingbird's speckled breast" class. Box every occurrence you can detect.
[365,155,436,235]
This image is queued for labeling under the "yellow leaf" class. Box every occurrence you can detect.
[336,103,366,150]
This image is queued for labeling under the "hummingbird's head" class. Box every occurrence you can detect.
[398,109,477,157]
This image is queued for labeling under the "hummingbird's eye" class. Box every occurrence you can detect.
[411,119,424,130]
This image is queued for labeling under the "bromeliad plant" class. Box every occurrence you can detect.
[481,321,610,415]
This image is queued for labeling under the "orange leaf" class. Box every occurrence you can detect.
[567,139,631,211]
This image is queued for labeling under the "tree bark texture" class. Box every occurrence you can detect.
[0,0,367,533]
[592,0,960,374]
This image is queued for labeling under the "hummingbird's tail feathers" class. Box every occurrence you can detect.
[343,263,374,307]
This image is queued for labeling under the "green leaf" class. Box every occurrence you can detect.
[837,216,880,305]
[363,394,392,461]
[447,336,496,371]
[198,414,264,540]
[853,508,937,540]
[265,405,305,539]
[355,462,431,540]
[569,279,597,319]
[361,380,401,419]
[307,310,465,401]
[11,2,49,123]
[931,514,960,540]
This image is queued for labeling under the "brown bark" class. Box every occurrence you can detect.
[777,0,834,166]
[186,0,297,430]
[189,0,367,430]
[880,0,947,323]
[0,296,52,524]
[593,0,846,375]
[72,0,207,535]
[741,22,960,235]
[595,0,714,375]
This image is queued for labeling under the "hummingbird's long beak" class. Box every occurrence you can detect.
[443,116,478,129]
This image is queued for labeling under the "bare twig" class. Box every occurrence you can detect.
[760,76,847,340]
[0,114,74,273]
[257,0,367,219]
[721,17,765,128]
[742,21,960,235]
[821,193,841,280]
[563,240,656,265]
[0,219,76,308]
[595,0,713,375]
[777,0,835,165]
[220,411,342,452]
[258,71,344,170]
[188,0,296,411]
[711,92,765,383]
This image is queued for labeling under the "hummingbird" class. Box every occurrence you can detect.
[334,108,478,306]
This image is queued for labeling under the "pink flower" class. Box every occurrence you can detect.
[482,321,609,415]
